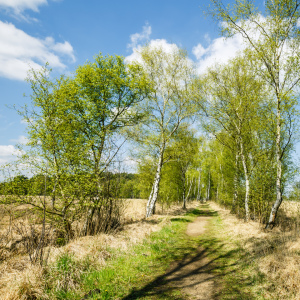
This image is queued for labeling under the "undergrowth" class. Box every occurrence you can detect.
[200,205,299,300]
[9,203,296,299]
[44,208,204,300]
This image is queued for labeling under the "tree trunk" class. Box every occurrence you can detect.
[220,164,224,203]
[183,177,193,209]
[232,151,239,212]
[194,175,197,196]
[266,100,282,228]
[240,141,250,221]
[146,143,165,218]
[82,206,96,236]
[51,179,57,209]
[197,168,202,202]
[182,172,186,209]
[206,171,210,201]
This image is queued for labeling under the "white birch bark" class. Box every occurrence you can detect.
[232,151,239,212]
[182,172,186,209]
[146,143,165,217]
[197,168,202,201]
[206,171,210,201]
[266,100,282,228]
[239,140,250,221]
[183,177,193,209]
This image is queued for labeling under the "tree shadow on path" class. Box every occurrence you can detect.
[122,207,238,300]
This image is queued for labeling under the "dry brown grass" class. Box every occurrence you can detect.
[211,201,300,299]
[123,199,148,222]
[0,264,47,300]
[50,199,195,263]
[281,201,300,217]
[0,199,198,300]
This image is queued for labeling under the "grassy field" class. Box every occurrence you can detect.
[1,200,300,299]
[0,200,202,299]
[206,202,300,299]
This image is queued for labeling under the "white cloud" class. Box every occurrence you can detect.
[126,23,185,65]
[193,16,271,74]
[0,0,47,14]
[10,135,28,145]
[0,145,23,164]
[126,23,245,75]
[122,156,137,172]
[44,37,75,62]
[192,44,208,59]
[204,33,211,43]
[193,34,246,73]
[0,21,75,80]
[128,23,151,49]
[126,39,180,64]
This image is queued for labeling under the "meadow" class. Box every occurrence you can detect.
[1,199,300,299]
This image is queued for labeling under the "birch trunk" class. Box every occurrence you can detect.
[239,141,250,221]
[182,172,186,209]
[146,143,165,217]
[206,172,210,201]
[232,151,239,212]
[197,168,202,202]
[266,99,282,228]
[183,177,193,209]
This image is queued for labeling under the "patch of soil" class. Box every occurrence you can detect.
[161,214,216,300]
[186,216,210,237]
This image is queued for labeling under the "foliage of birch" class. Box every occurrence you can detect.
[209,0,300,226]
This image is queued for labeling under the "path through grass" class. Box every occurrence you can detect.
[46,208,206,299]
[45,203,278,299]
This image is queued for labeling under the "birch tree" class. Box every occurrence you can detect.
[132,44,195,217]
[209,0,300,227]
[167,126,199,209]
[15,53,149,237]
[199,55,273,221]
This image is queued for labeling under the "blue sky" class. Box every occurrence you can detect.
[0,0,281,166]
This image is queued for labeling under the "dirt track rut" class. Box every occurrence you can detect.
[162,214,216,299]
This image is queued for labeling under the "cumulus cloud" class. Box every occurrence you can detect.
[0,21,75,80]
[122,156,137,172]
[126,23,245,75]
[0,145,23,164]
[126,38,181,64]
[193,15,277,74]
[10,135,28,145]
[128,23,151,49]
[193,34,246,73]
[44,37,75,62]
[126,23,188,66]
[0,0,47,14]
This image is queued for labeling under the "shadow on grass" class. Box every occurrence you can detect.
[170,208,219,223]
[121,205,263,300]
[170,218,192,223]
[121,236,241,300]
[185,208,219,217]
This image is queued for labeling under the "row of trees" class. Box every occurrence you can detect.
[133,0,300,226]
[1,0,300,240]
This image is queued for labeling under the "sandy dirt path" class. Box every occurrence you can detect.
[121,205,218,300]
[160,212,216,299]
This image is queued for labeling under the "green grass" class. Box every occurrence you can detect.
[196,211,278,300]
[44,204,281,300]
[45,207,206,300]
